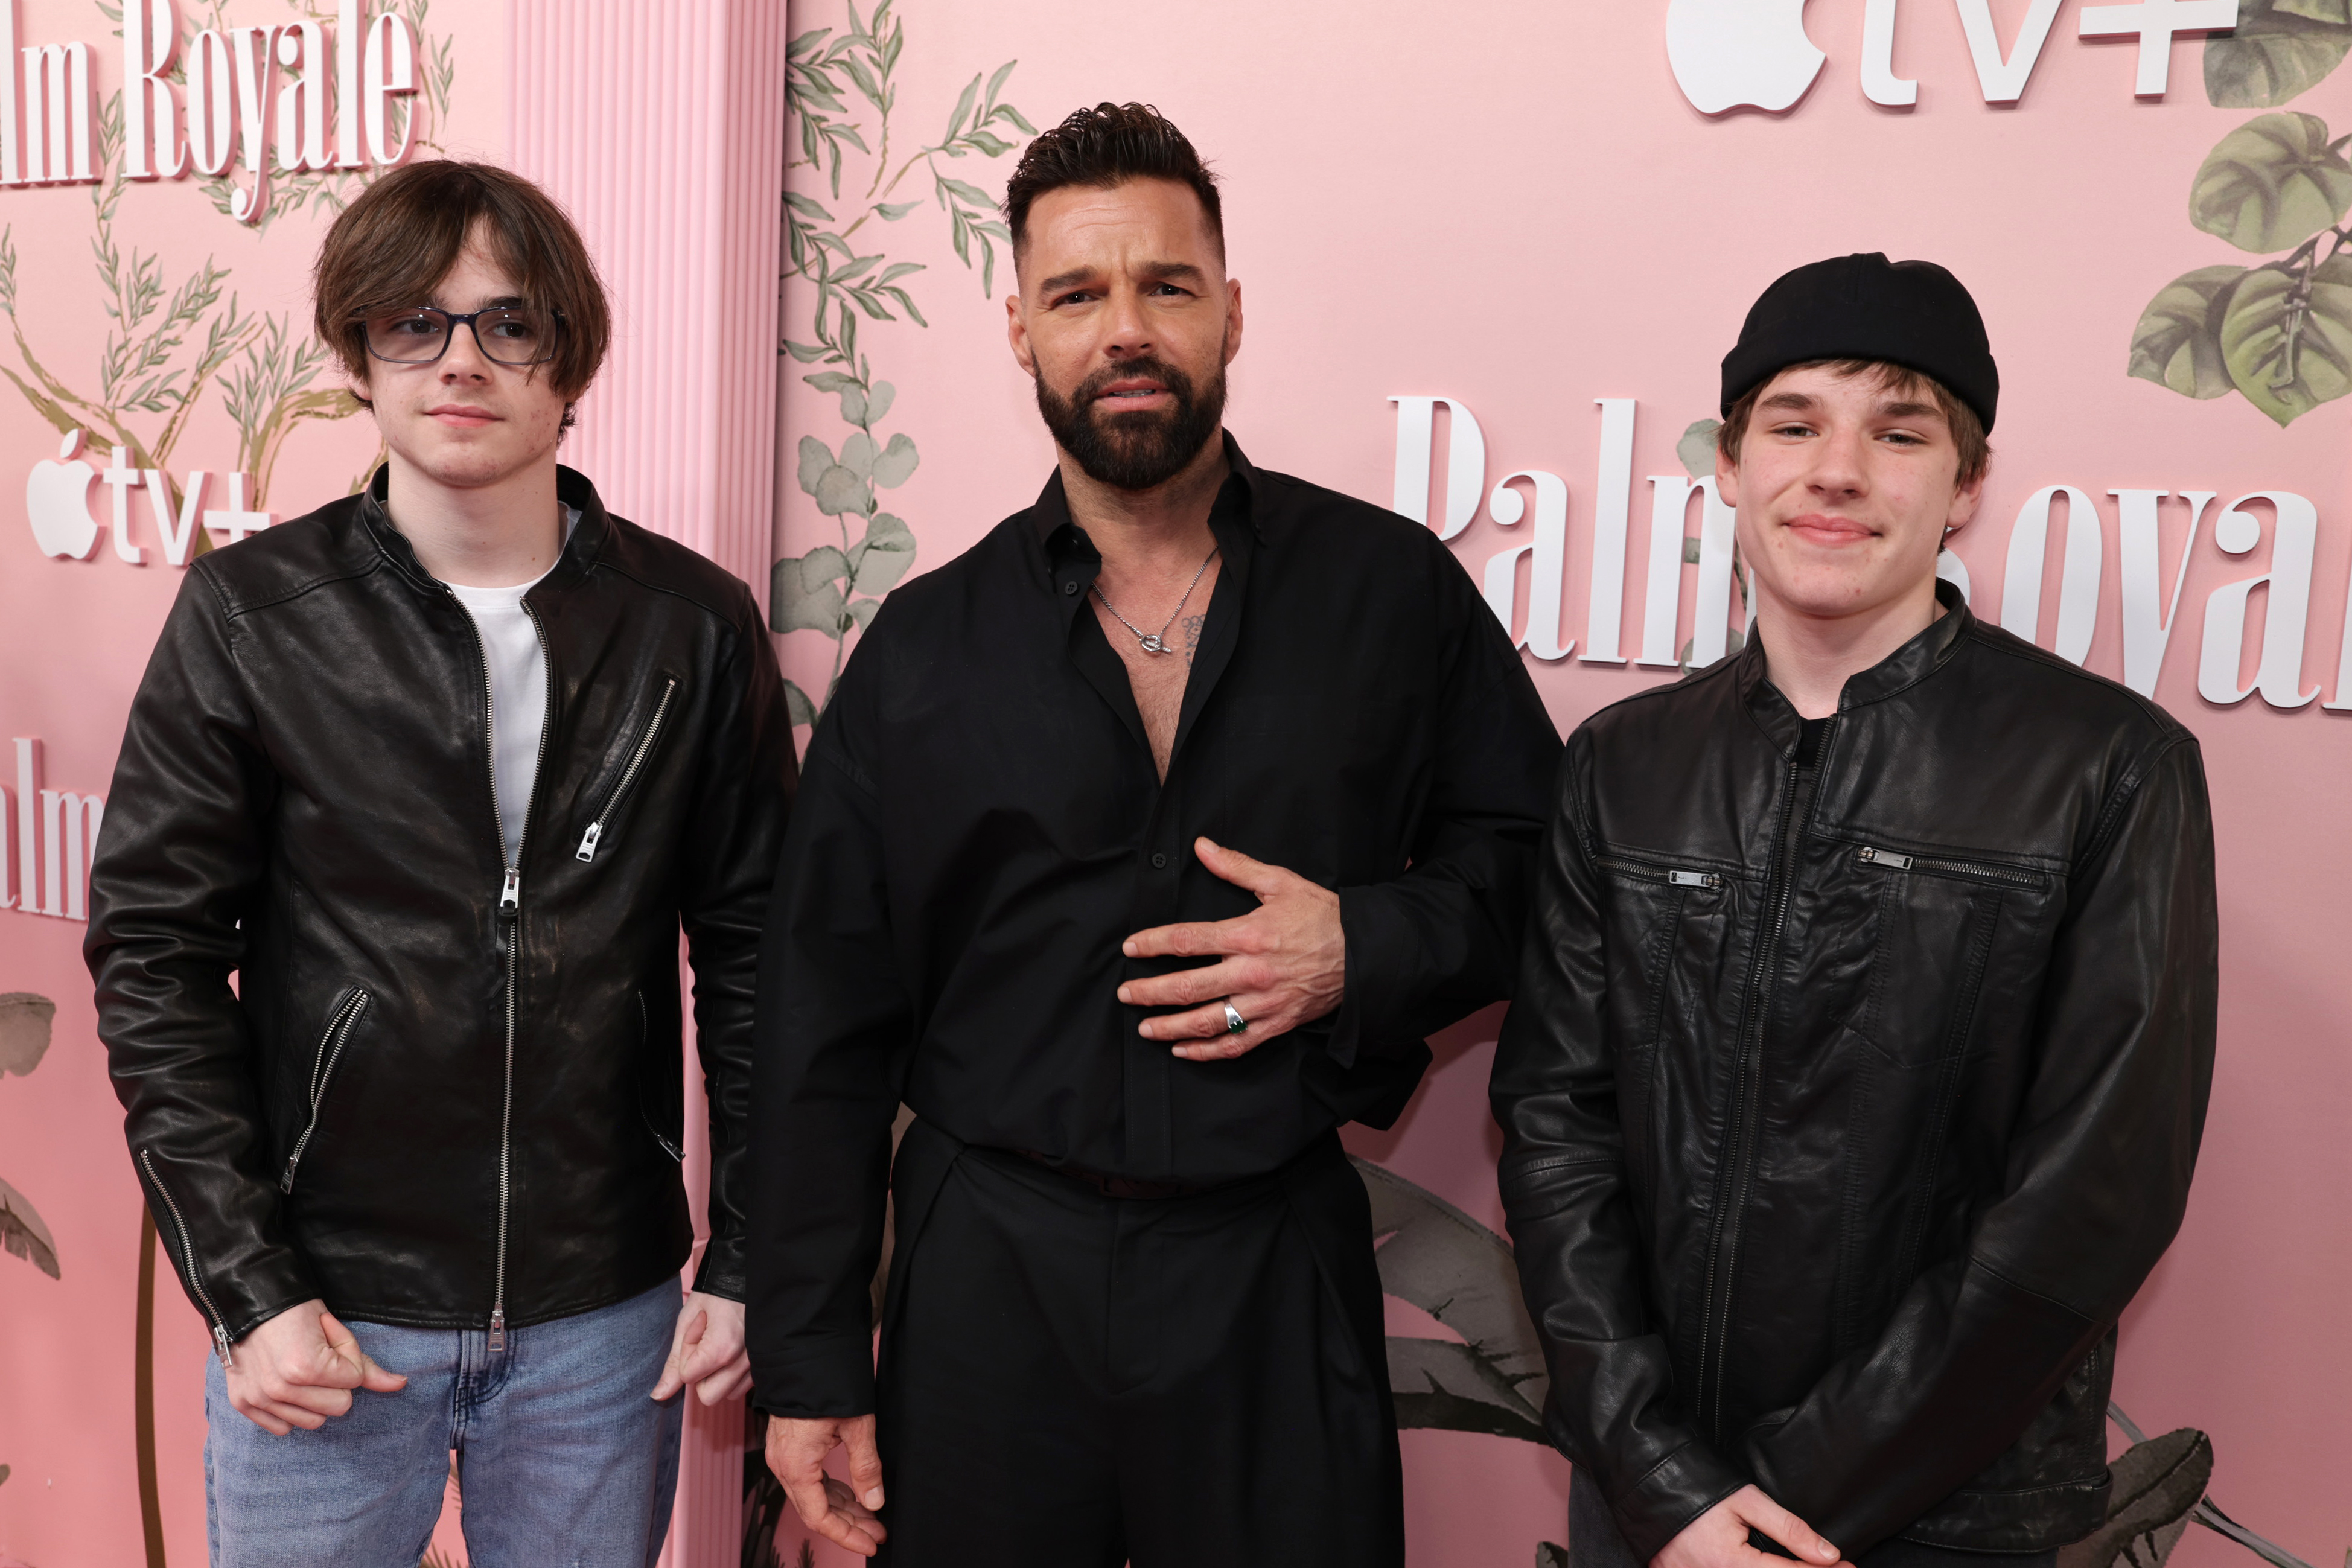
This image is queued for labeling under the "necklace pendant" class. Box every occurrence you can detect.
[1137,634,1167,655]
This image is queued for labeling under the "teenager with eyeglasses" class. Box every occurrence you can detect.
[87,159,794,1567]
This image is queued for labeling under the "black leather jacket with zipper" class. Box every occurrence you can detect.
[1491,585,2216,1560]
[88,465,795,1357]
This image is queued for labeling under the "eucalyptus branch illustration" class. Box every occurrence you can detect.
[774,6,1033,727]
[2129,111,2352,426]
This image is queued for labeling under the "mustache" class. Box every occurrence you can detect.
[1071,357,1187,410]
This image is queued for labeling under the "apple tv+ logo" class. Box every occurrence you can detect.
[1665,0,2240,115]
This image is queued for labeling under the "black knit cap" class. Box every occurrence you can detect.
[1719,252,1998,433]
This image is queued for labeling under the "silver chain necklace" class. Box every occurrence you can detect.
[1092,546,1218,655]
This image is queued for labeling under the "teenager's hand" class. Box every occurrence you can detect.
[1652,1485,1851,1568]
[766,1415,887,1557]
[1118,837,1345,1062]
[223,1298,407,1436]
[651,1292,751,1405]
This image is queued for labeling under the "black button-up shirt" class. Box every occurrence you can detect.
[747,435,1560,1414]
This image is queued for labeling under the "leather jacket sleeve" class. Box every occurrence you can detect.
[1745,736,2218,1552]
[745,656,911,1417]
[1331,542,1558,1067]
[1491,730,1751,1561]
[88,567,321,1345]
[677,584,798,1302]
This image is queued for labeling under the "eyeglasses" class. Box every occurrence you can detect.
[358,306,563,367]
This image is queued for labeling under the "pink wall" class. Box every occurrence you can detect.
[771,2,2351,1565]
[1,2,2347,1567]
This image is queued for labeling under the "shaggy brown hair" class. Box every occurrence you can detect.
[311,159,610,409]
[1002,102,1222,265]
[1718,359,1990,488]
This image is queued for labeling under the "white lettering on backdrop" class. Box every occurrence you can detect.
[0,0,418,223]
[1391,394,2351,712]
[1,738,101,923]
[22,428,264,565]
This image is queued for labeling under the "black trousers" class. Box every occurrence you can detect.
[873,1120,1405,1567]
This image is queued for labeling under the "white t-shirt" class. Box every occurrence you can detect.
[447,508,579,864]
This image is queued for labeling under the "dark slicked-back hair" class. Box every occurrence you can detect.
[313,159,611,408]
[1002,103,1223,265]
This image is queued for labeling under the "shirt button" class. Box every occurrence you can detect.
[1062,580,1079,596]
[1151,852,1168,868]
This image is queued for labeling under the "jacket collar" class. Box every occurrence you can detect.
[355,462,613,594]
[1738,577,1974,751]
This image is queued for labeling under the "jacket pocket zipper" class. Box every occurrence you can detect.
[138,1148,235,1367]
[1598,855,1724,890]
[279,989,372,1193]
[1855,845,2044,888]
[577,677,679,863]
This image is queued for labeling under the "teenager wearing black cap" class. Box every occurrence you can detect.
[1492,253,2217,1568]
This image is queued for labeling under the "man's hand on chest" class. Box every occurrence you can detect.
[1115,837,1345,1061]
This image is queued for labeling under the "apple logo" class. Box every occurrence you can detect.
[1668,0,1828,113]
[25,427,99,560]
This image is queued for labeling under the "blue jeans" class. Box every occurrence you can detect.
[203,1278,684,1568]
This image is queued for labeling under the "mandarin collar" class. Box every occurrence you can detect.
[357,462,611,593]
[1739,577,1974,753]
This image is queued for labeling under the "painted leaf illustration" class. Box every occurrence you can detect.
[0,1175,59,1278]
[838,431,879,480]
[1677,419,1723,482]
[782,678,820,728]
[2218,252,2352,424]
[796,435,835,498]
[2205,0,2352,107]
[2053,1427,2212,1568]
[0,992,54,1076]
[1354,1157,1550,1442]
[2189,113,2352,253]
[2129,265,2248,398]
[870,432,919,488]
[1537,1546,1569,1568]
[852,514,917,595]
[812,464,870,517]
[771,548,853,636]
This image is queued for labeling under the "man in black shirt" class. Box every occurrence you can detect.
[747,104,1560,1565]
[1493,256,2215,1568]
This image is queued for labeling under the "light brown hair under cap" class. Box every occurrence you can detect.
[311,159,611,408]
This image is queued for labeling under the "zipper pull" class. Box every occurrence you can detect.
[499,867,521,912]
[1859,847,1914,870]
[576,823,602,863]
[212,1324,236,1369]
[488,1307,506,1353]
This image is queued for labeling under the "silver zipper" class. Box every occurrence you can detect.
[1856,844,2042,888]
[577,677,678,862]
[456,590,554,1357]
[279,989,372,1191]
[139,1148,235,1367]
[1598,855,1724,890]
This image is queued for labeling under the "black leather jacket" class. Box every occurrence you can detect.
[1491,585,2216,1560]
[88,467,794,1358]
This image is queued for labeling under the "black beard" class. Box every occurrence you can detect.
[1034,354,1226,492]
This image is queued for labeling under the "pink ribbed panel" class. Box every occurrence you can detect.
[508,8,788,1567]
[508,0,785,604]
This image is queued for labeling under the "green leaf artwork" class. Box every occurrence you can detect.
[2129,266,2247,398]
[2218,252,2352,424]
[2134,112,2352,424]
[777,4,1033,725]
[1676,418,1723,482]
[1,993,59,1280]
[2205,0,2352,107]
[2190,113,2352,253]
[1355,1157,1550,1445]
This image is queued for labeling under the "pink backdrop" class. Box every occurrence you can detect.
[2,1,2347,1567]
